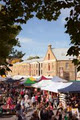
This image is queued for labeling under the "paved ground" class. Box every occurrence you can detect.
[0,107,34,120]
[0,108,62,120]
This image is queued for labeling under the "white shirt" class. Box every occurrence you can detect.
[31,96,35,103]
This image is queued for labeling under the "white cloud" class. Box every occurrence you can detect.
[18,36,47,47]
[19,37,33,44]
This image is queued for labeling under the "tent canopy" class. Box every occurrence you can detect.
[58,81,80,93]
[24,78,36,86]
[41,82,72,93]
[29,77,36,81]
[51,76,67,82]
[5,78,15,83]
[5,77,21,83]
[39,76,50,81]
[32,80,53,88]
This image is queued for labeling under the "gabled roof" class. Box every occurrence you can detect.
[14,58,43,65]
[52,48,75,60]
[24,58,44,63]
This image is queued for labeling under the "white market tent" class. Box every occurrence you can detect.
[41,82,72,93]
[51,76,67,82]
[32,80,53,88]
[12,75,28,80]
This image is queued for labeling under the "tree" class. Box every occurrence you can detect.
[0,0,80,72]
[0,3,24,75]
[8,49,25,64]
[27,56,40,60]
[9,48,25,59]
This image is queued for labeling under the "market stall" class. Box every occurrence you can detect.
[41,82,72,93]
[58,81,80,119]
[24,78,36,87]
[32,80,53,88]
[58,81,80,93]
[38,75,50,82]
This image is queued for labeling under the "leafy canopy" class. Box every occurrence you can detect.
[0,0,80,72]
[27,56,40,60]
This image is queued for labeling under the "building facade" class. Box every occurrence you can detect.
[8,45,77,80]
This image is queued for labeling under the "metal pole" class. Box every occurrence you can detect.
[75,66,77,81]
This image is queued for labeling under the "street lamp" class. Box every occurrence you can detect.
[75,66,77,81]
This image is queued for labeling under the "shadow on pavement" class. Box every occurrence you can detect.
[0,115,13,118]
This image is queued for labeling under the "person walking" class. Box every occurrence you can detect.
[40,107,49,120]
[31,95,35,108]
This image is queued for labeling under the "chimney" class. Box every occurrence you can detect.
[48,44,52,49]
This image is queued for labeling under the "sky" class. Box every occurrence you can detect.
[17,8,71,60]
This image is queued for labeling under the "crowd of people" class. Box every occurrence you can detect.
[0,82,79,120]
[66,93,80,111]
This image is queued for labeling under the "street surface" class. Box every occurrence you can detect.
[0,107,34,120]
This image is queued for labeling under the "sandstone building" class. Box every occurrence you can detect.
[8,45,77,80]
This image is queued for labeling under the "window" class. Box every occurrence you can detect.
[59,67,63,77]
[31,64,33,68]
[31,70,33,74]
[48,54,50,60]
[41,63,43,68]
[44,64,46,68]
[48,63,50,71]
[36,64,38,68]
[52,63,54,69]
[41,70,43,74]
[65,63,69,69]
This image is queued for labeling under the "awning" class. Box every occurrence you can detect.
[41,82,72,93]
[58,81,80,93]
